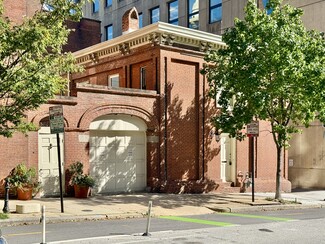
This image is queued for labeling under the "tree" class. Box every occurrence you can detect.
[0,0,85,137]
[202,0,325,200]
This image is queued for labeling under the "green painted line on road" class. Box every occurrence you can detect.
[159,216,234,227]
[219,212,292,221]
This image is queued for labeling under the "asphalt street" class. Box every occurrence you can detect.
[3,208,325,243]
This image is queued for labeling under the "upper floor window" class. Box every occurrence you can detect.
[44,0,80,14]
[140,67,146,90]
[150,6,160,24]
[69,0,80,14]
[139,12,143,28]
[262,0,269,7]
[168,0,178,25]
[106,0,112,7]
[93,0,99,13]
[188,0,199,29]
[209,0,222,23]
[105,25,113,40]
[262,0,272,14]
[108,74,119,87]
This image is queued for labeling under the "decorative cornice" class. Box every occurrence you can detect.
[74,22,225,65]
[199,41,213,52]
[119,42,130,55]
[89,52,99,63]
[149,32,176,46]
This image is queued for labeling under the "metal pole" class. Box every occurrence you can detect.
[56,133,64,213]
[41,205,46,244]
[252,137,255,202]
[164,57,168,181]
[2,179,9,213]
[143,201,152,236]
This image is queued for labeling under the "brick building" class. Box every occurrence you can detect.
[2,0,101,53]
[0,8,291,196]
[80,0,325,190]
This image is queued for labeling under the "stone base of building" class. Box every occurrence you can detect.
[241,178,292,193]
[149,179,219,194]
[148,177,292,194]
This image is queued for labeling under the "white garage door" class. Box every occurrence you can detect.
[89,115,147,194]
[90,130,146,193]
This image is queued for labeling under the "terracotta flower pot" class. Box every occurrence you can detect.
[17,187,33,200]
[74,185,90,198]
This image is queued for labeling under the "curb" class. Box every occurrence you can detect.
[209,203,325,213]
[0,212,146,227]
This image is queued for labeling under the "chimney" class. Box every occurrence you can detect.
[122,7,139,35]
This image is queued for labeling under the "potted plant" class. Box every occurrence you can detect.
[7,163,41,200]
[69,161,95,198]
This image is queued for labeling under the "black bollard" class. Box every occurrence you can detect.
[2,179,9,213]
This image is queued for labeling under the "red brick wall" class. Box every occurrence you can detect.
[167,59,200,180]
[64,18,101,53]
[122,7,139,34]
[64,132,89,170]
[0,132,32,196]
[157,49,220,192]
[0,40,289,194]
[3,1,100,53]
[131,60,155,90]
[3,0,40,24]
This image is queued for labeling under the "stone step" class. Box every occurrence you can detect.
[215,182,242,193]
[16,203,41,214]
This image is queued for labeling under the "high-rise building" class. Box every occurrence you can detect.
[81,0,325,42]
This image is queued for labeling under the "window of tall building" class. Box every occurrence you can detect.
[262,0,272,14]
[69,0,80,14]
[106,0,112,7]
[262,0,269,7]
[105,25,113,40]
[150,6,160,24]
[209,0,222,23]
[93,0,99,13]
[139,12,143,28]
[44,0,80,12]
[168,0,178,25]
[188,0,199,29]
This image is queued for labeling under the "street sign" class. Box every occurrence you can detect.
[49,106,64,134]
[49,105,65,213]
[247,120,259,137]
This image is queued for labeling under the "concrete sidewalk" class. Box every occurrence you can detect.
[1,190,325,226]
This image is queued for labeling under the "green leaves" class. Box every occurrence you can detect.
[69,161,96,187]
[0,0,84,137]
[203,0,325,148]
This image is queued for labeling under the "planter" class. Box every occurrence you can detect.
[17,187,33,200]
[74,185,90,198]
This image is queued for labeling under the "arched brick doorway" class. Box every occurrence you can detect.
[89,114,147,193]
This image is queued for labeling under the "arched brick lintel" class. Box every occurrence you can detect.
[31,111,70,128]
[78,104,157,131]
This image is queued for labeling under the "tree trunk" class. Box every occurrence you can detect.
[275,145,282,200]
